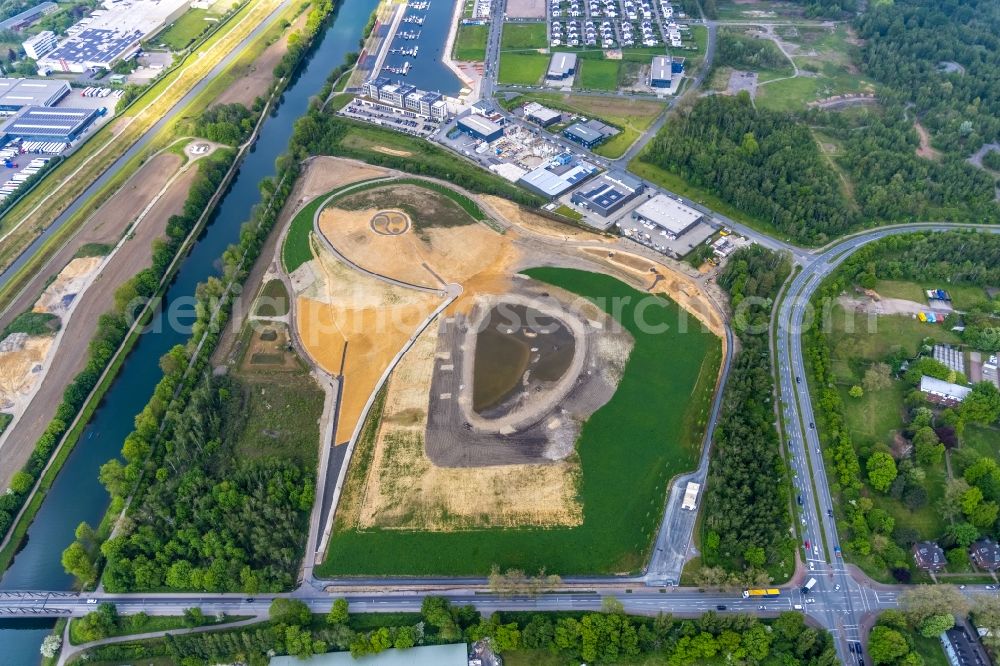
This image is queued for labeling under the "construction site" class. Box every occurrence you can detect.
[281,159,727,541]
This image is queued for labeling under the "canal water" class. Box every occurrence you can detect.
[382,0,463,95]
[0,0,379,661]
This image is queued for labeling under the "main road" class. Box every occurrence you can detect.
[775,223,1000,663]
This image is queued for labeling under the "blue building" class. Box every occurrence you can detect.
[456,114,503,142]
[563,122,605,148]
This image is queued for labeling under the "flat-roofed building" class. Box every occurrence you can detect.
[0,78,70,112]
[546,52,577,80]
[517,153,598,198]
[523,101,561,127]
[570,170,644,216]
[37,0,192,73]
[457,114,503,142]
[0,105,98,142]
[650,54,672,88]
[22,30,58,60]
[631,193,703,238]
[563,121,606,148]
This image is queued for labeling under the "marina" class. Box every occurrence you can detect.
[402,14,426,24]
[378,0,461,93]
[389,45,420,56]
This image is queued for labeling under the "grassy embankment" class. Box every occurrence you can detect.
[319,268,721,576]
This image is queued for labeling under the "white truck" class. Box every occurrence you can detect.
[681,482,700,510]
[801,577,818,594]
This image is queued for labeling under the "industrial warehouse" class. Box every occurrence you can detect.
[37,0,191,73]
[0,79,70,113]
[518,152,598,198]
[0,107,100,143]
[546,52,577,82]
[570,171,644,216]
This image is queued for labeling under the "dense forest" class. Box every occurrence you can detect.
[78,597,838,666]
[95,376,314,592]
[702,246,793,573]
[856,0,1000,155]
[808,106,997,224]
[715,29,791,71]
[642,95,853,244]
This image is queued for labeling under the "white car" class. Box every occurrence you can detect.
[834,584,841,591]
[86,598,98,604]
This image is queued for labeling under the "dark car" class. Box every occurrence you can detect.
[716,604,727,611]
[797,494,804,506]
[796,376,801,384]
[827,509,834,517]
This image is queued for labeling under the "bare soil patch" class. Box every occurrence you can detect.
[32,257,102,316]
[215,11,309,106]
[0,335,52,412]
[0,155,193,489]
[346,318,584,531]
[581,248,726,337]
[294,236,442,444]
[914,121,942,160]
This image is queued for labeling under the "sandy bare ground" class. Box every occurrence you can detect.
[213,158,391,368]
[293,235,442,445]
[483,196,614,242]
[343,309,583,532]
[581,248,726,338]
[914,121,941,160]
[0,156,195,490]
[0,335,52,412]
[215,11,309,107]
[32,257,102,315]
[838,294,940,317]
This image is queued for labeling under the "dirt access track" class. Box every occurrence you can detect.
[0,149,201,491]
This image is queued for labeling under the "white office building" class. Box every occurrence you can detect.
[22,31,58,60]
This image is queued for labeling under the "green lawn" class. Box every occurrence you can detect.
[255,278,290,316]
[912,633,951,666]
[228,371,324,466]
[875,280,989,312]
[498,52,550,85]
[501,22,548,50]
[453,23,488,61]
[149,8,214,51]
[962,424,1000,459]
[281,194,324,273]
[840,381,906,450]
[319,269,721,576]
[576,58,620,90]
[826,305,961,363]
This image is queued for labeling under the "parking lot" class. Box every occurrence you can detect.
[340,99,441,137]
[549,0,687,48]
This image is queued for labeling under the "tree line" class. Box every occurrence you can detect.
[702,245,794,573]
[77,596,838,666]
[0,150,233,549]
[58,0,345,590]
[193,103,259,146]
[715,29,792,72]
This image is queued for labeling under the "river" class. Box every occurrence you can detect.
[0,0,379,661]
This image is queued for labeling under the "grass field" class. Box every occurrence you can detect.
[826,305,961,362]
[875,280,989,311]
[840,382,905,451]
[68,614,240,645]
[255,278,289,316]
[576,58,620,90]
[962,424,1000,460]
[503,92,665,158]
[501,22,548,50]
[453,23,488,61]
[149,8,214,50]
[912,632,951,666]
[498,52,550,85]
[282,194,325,273]
[318,269,720,576]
